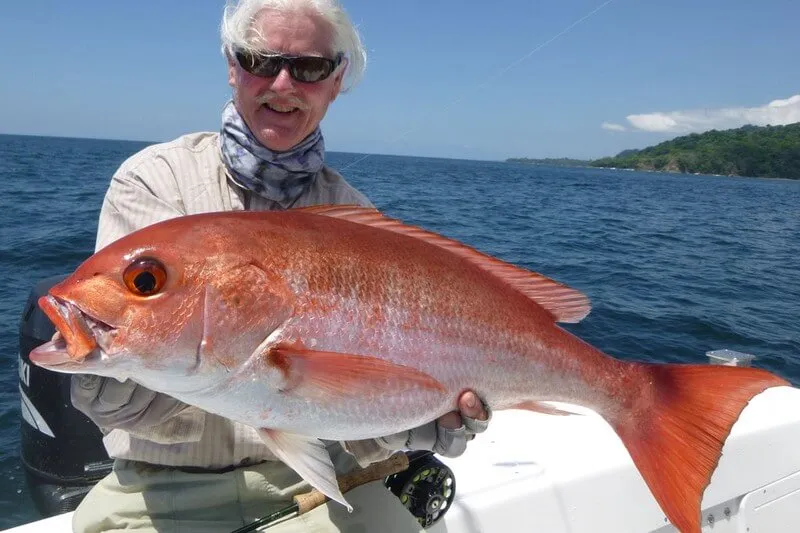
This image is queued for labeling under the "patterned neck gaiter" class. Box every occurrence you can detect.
[219,100,324,207]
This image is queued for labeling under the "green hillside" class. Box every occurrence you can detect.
[590,123,800,179]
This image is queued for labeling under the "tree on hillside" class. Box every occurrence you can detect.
[590,123,800,179]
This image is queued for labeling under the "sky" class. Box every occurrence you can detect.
[1,0,798,161]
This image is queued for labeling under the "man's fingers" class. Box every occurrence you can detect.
[458,391,488,421]
[458,391,492,434]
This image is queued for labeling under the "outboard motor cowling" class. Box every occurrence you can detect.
[18,275,112,516]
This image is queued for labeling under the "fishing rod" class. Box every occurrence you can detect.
[339,0,617,172]
[231,450,457,532]
[231,453,410,533]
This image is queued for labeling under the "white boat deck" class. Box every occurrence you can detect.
[432,385,800,532]
[6,386,800,533]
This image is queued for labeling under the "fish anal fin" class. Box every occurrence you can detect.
[296,205,590,323]
[267,342,446,402]
[510,400,580,416]
[612,363,789,533]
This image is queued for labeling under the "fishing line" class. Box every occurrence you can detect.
[340,0,616,171]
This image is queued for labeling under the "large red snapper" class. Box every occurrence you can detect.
[30,205,789,532]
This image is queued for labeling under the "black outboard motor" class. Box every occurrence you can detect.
[18,275,113,516]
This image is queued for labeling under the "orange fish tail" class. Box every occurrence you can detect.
[611,363,788,533]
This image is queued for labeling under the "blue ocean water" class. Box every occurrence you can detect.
[0,133,798,529]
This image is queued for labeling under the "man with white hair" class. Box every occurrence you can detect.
[70,1,489,531]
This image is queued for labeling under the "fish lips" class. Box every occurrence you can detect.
[30,295,115,368]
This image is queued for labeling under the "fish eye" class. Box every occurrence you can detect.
[123,258,167,296]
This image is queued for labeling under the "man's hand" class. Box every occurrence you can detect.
[70,375,203,444]
[373,390,492,458]
[437,390,490,432]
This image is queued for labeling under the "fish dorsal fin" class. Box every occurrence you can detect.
[297,205,590,323]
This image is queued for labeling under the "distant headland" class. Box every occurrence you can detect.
[505,157,591,167]
[508,123,800,180]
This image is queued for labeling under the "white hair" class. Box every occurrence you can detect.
[220,0,367,92]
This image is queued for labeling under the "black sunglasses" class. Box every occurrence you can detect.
[235,49,343,83]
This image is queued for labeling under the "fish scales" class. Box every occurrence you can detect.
[29,206,790,532]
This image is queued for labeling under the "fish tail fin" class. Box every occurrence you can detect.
[611,363,788,533]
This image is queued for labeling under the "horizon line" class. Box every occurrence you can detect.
[0,131,517,164]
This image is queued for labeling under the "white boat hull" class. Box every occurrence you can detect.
[6,386,800,533]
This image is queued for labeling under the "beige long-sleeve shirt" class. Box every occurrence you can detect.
[71,131,389,469]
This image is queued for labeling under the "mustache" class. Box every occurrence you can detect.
[256,92,308,110]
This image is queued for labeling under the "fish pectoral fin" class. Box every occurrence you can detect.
[257,428,352,511]
[267,343,447,401]
[510,400,581,416]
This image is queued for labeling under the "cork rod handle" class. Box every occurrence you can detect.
[294,453,410,514]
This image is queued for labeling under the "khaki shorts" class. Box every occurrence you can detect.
[72,457,425,533]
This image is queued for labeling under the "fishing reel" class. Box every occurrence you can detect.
[385,451,456,528]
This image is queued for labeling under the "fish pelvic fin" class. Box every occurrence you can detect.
[257,429,352,511]
[612,363,789,533]
[295,205,590,323]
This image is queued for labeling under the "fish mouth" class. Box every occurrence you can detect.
[29,295,117,368]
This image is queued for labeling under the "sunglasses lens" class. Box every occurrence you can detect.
[236,51,282,77]
[289,57,334,82]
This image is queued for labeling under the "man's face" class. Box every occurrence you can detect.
[227,8,344,152]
